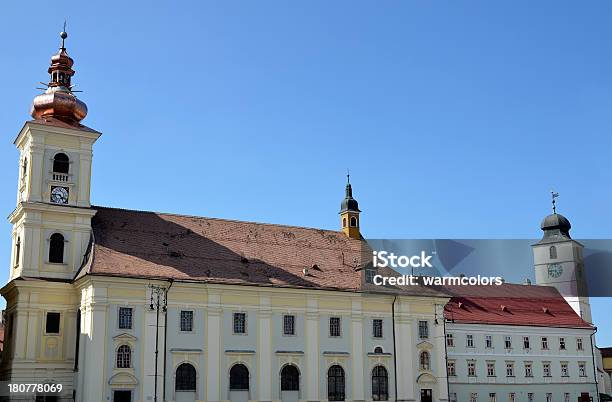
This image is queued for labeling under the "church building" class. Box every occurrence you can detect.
[0,32,451,402]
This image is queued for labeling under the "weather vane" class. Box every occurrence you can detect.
[551,191,559,214]
[347,168,350,184]
[60,20,68,49]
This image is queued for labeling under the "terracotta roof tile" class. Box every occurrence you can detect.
[443,283,593,329]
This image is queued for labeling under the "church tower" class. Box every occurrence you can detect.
[532,195,592,323]
[340,174,361,239]
[10,29,100,281]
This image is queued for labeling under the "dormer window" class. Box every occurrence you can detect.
[53,153,69,173]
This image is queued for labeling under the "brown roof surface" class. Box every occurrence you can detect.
[27,117,100,134]
[601,347,612,358]
[80,206,445,297]
[443,283,593,329]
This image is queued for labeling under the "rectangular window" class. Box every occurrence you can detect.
[450,393,457,402]
[180,310,193,332]
[489,393,496,402]
[578,362,586,377]
[528,393,534,402]
[446,333,454,347]
[546,393,552,402]
[365,268,376,283]
[561,362,569,376]
[447,360,456,376]
[418,320,429,339]
[577,337,583,350]
[45,312,60,334]
[468,361,476,376]
[564,393,570,402]
[283,314,295,336]
[118,307,133,330]
[467,334,474,348]
[559,337,566,350]
[233,312,246,334]
[506,362,514,377]
[541,336,548,350]
[504,335,512,349]
[543,362,551,377]
[524,362,533,377]
[329,317,341,337]
[485,335,493,349]
[523,336,530,349]
[372,319,383,338]
[487,361,495,377]
[508,393,515,402]
[470,393,478,402]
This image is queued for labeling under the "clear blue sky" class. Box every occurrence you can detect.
[1,1,611,344]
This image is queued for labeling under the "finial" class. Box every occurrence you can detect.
[60,20,68,49]
[346,168,350,184]
[551,191,559,214]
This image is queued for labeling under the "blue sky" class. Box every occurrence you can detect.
[1,1,611,344]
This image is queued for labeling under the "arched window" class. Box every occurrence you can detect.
[22,158,27,179]
[49,233,65,263]
[175,363,196,391]
[15,237,21,267]
[549,246,557,259]
[116,345,131,368]
[343,217,347,228]
[374,346,383,354]
[327,365,345,401]
[229,364,249,390]
[419,351,430,370]
[52,153,69,174]
[350,217,357,227]
[280,364,299,391]
[372,365,389,401]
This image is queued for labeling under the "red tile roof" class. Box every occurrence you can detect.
[443,283,593,329]
[601,347,612,358]
[79,206,445,297]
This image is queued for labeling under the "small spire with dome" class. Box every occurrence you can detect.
[340,170,361,239]
[539,191,572,243]
[30,24,88,125]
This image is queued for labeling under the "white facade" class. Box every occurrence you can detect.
[446,323,598,402]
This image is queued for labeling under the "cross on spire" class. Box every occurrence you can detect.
[551,191,559,214]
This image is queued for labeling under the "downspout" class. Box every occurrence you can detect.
[163,279,174,402]
[441,305,450,402]
[591,327,600,402]
[392,295,398,402]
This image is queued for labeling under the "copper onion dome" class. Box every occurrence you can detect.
[30,30,87,125]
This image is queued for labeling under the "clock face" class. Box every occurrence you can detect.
[547,263,563,278]
[50,186,69,204]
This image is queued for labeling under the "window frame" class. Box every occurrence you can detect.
[372,318,383,339]
[45,311,61,335]
[180,310,194,333]
[447,360,456,376]
[466,334,474,348]
[486,361,496,377]
[232,312,247,335]
[371,365,388,401]
[505,361,514,377]
[118,307,133,330]
[48,232,66,264]
[116,344,132,369]
[283,314,296,336]
[418,320,429,339]
[485,335,493,349]
[467,360,476,377]
[329,316,342,338]
[446,333,454,347]
[175,362,197,391]
[541,336,549,350]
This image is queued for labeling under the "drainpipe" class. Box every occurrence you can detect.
[590,327,600,402]
[392,295,398,402]
[441,306,450,402]
[163,279,174,402]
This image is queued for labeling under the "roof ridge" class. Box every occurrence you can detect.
[91,205,351,236]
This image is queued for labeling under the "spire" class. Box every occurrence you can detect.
[539,191,571,243]
[30,26,88,125]
[340,172,361,239]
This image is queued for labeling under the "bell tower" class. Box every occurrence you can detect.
[532,194,592,323]
[339,173,361,239]
[10,29,100,281]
